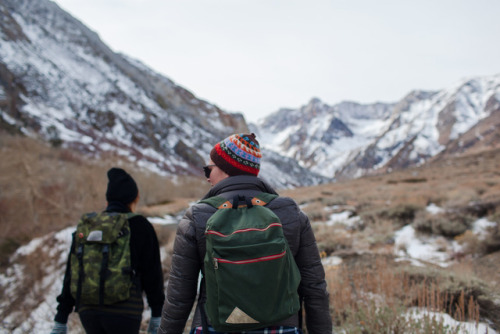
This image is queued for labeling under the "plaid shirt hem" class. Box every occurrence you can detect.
[191,326,302,334]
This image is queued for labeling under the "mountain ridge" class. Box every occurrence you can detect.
[0,0,327,189]
[2,0,500,189]
[256,74,500,180]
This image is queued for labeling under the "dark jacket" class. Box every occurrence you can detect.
[159,175,332,334]
[54,202,165,323]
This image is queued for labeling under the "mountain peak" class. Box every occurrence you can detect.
[258,74,500,180]
[0,0,328,189]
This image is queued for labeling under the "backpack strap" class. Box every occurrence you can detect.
[73,212,97,310]
[99,244,110,305]
[231,195,253,209]
[198,297,209,334]
[75,243,84,311]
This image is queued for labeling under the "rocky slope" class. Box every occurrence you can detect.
[256,75,500,180]
[0,0,326,189]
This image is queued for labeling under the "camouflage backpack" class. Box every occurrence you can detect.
[70,212,135,307]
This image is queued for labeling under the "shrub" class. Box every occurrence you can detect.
[0,132,205,266]
[401,177,428,183]
[326,256,488,333]
[482,222,500,254]
[388,204,422,227]
[360,204,422,227]
[414,212,473,238]
[455,231,484,255]
[301,201,328,221]
[313,224,353,255]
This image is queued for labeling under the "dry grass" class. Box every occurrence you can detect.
[0,132,207,266]
[325,255,489,333]
[285,148,500,331]
[313,224,355,255]
[3,132,500,332]
[283,147,500,256]
[284,148,500,217]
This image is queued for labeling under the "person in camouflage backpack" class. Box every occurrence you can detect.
[51,168,165,334]
[158,133,332,334]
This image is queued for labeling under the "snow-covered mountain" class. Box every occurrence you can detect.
[255,75,500,180]
[2,0,499,188]
[0,0,327,189]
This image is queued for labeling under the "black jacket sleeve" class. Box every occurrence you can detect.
[54,234,76,324]
[158,207,201,334]
[271,198,332,334]
[294,211,332,334]
[129,215,165,317]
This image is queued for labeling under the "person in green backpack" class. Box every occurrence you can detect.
[159,133,332,334]
[50,168,165,334]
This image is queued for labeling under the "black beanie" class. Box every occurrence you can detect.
[105,168,139,204]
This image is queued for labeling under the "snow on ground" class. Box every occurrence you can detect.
[325,209,361,228]
[394,204,497,268]
[318,203,499,333]
[2,203,498,332]
[0,228,74,333]
[321,255,343,267]
[393,224,460,267]
[0,217,174,333]
[147,214,178,225]
[473,218,497,237]
[304,202,496,271]
[405,308,497,334]
[426,203,445,214]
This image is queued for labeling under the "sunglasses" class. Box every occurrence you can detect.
[203,165,216,178]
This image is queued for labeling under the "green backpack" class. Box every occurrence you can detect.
[201,193,301,332]
[70,212,135,307]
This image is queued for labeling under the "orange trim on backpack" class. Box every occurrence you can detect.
[251,197,268,206]
[217,201,232,209]
[217,197,268,209]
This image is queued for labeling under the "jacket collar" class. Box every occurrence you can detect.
[105,201,131,213]
[202,175,278,200]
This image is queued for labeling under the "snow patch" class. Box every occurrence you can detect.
[405,307,497,334]
[148,215,178,225]
[325,209,361,228]
[426,203,445,214]
[394,225,457,267]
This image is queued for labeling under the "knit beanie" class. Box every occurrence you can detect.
[210,133,261,176]
[105,168,139,204]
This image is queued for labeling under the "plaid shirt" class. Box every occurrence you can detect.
[191,326,302,334]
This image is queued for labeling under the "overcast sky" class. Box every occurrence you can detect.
[52,0,500,122]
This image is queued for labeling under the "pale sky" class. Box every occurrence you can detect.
[52,0,500,123]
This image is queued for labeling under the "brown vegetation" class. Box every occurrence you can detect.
[2,130,500,332]
[0,131,208,266]
[325,255,493,333]
[283,148,500,331]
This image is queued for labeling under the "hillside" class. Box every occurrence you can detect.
[0,0,327,189]
[256,75,500,180]
[1,0,500,331]
[283,146,500,331]
[1,133,499,332]
[3,0,500,191]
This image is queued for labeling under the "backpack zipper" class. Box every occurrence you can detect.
[206,222,282,237]
[213,250,286,269]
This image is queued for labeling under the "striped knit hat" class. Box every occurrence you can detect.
[210,133,261,176]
